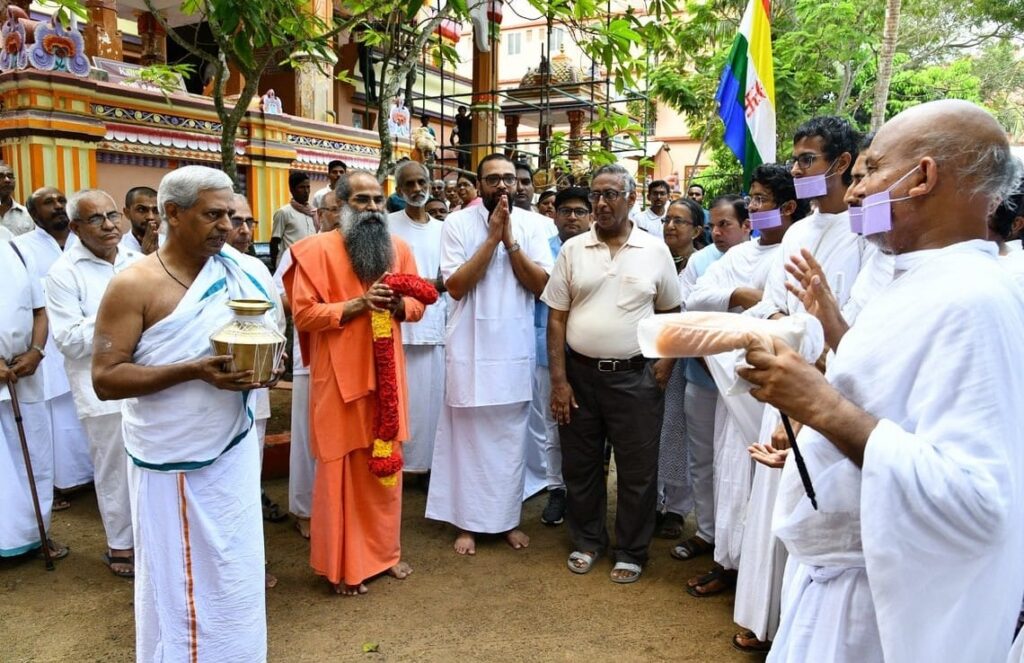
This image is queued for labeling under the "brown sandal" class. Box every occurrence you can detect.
[731,630,772,654]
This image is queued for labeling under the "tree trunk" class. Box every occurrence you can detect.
[871,0,902,131]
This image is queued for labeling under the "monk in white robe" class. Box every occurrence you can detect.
[93,167,277,662]
[426,155,553,555]
[741,100,1024,663]
[14,188,93,495]
[388,162,447,475]
[46,189,142,577]
[0,239,63,559]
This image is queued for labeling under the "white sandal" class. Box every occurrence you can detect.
[610,561,642,584]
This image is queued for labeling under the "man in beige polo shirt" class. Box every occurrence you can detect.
[542,163,681,584]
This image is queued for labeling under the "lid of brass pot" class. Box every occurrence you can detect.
[228,299,274,315]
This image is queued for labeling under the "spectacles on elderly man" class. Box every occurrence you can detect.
[588,189,625,203]
[82,211,122,227]
[230,218,257,229]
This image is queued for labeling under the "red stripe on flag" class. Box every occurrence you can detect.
[760,0,771,20]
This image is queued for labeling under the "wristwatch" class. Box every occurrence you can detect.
[30,344,45,358]
[507,241,521,254]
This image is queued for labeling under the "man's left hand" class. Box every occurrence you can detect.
[9,348,43,378]
[738,337,837,423]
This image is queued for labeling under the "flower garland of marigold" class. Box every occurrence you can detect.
[367,273,439,486]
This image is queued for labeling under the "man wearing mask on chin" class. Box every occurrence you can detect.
[15,188,94,507]
[388,161,447,479]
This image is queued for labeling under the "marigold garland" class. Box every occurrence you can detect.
[367,273,440,486]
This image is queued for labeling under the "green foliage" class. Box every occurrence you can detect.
[123,63,196,101]
[36,0,88,26]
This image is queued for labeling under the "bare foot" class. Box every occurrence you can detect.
[332,583,368,596]
[387,561,413,579]
[294,517,310,540]
[265,571,278,589]
[454,531,476,556]
[505,529,530,550]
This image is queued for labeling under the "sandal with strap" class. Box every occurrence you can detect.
[686,566,737,597]
[732,630,772,654]
[671,535,714,560]
[567,550,600,575]
[103,553,135,579]
[610,561,642,584]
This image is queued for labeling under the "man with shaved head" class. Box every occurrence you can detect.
[738,100,1024,662]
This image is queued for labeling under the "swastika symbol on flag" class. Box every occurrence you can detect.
[745,81,767,118]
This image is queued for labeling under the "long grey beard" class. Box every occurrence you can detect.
[342,207,393,283]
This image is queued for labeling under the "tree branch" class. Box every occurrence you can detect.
[142,0,217,66]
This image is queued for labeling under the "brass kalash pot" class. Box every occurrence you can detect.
[209,299,286,383]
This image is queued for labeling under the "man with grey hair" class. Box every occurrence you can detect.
[92,165,280,662]
[739,100,1024,662]
[284,169,426,595]
[388,160,446,479]
[46,188,141,578]
[15,187,94,506]
[542,162,681,583]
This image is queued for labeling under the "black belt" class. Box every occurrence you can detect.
[568,349,647,372]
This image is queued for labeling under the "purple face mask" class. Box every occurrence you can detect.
[793,160,839,200]
[861,166,920,236]
[848,207,863,234]
[749,208,783,230]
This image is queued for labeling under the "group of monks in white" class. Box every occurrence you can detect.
[2,98,1024,662]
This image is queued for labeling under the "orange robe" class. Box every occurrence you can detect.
[284,231,424,586]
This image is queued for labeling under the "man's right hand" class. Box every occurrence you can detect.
[141,220,160,255]
[194,355,257,391]
[0,362,17,385]
[488,195,509,242]
[363,274,395,311]
[550,378,578,425]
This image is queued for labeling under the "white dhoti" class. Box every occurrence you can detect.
[426,402,529,533]
[287,374,315,519]
[524,363,556,499]
[734,407,787,642]
[80,412,132,550]
[402,344,445,473]
[48,391,93,490]
[129,431,266,663]
[685,381,718,543]
[0,400,53,556]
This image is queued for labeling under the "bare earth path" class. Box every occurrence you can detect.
[1,479,752,662]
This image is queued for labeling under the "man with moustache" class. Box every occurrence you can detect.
[431,179,446,202]
[284,170,426,595]
[270,171,316,267]
[92,166,280,662]
[46,189,141,578]
[0,161,33,236]
[313,160,347,204]
[119,186,160,255]
[513,161,536,212]
[444,178,460,210]
[388,161,447,478]
[426,154,554,556]
[15,188,94,505]
[425,198,448,222]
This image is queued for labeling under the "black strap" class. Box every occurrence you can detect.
[9,240,26,267]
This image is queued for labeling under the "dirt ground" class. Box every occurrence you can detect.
[0,393,753,662]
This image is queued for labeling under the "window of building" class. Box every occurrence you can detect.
[549,28,564,52]
[507,32,521,55]
[525,29,533,42]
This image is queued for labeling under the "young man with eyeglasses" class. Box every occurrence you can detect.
[426,153,554,557]
[15,187,94,509]
[45,189,142,578]
[532,187,592,527]
[542,164,681,584]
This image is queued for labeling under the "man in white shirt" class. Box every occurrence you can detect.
[543,164,681,583]
[630,179,670,238]
[270,171,316,267]
[119,186,160,255]
[46,189,141,578]
[0,162,33,236]
[312,159,347,205]
[741,99,1024,663]
[388,161,447,479]
[15,188,94,503]
[426,154,554,556]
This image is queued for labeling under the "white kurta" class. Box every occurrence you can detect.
[630,207,666,238]
[13,227,93,489]
[388,211,447,472]
[122,246,268,661]
[426,204,554,532]
[770,241,1024,663]
[46,242,142,549]
[0,240,53,556]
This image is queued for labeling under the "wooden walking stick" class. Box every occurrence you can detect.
[7,379,54,570]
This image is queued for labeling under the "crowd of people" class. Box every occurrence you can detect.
[2,98,1024,662]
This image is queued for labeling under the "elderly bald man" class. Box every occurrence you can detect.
[739,100,1024,662]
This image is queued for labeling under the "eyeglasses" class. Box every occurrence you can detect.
[557,206,590,218]
[791,152,824,168]
[588,189,626,203]
[82,211,121,227]
[482,174,518,187]
[318,206,340,214]
[748,194,774,207]
[349,194,385,206]
[230,218,257,229]
[663,215,696,226]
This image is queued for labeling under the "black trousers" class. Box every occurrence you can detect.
[559,357,664,565]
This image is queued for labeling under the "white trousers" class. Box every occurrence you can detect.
[526,364,562,495]
[684,381,718,543]
[402,345,445,473]
[0,399,53,556]
[288,374,315,519]
[48,391,94,490]
[80,412,132,550]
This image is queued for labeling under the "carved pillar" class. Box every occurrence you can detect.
[503,113,520,159]
[470,28,499,169]
[83,0,123,60]
[137,12,167,66]
[293,52,337,122]
[567,109,585,157]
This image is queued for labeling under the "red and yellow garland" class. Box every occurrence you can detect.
[368,273,439,486]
